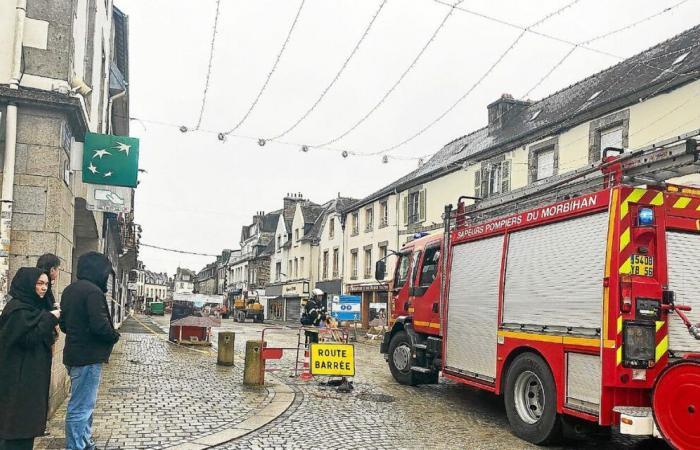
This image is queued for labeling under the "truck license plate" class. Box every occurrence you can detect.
[630,255,654,277]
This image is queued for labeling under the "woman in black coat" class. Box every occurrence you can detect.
[0,267,59,450]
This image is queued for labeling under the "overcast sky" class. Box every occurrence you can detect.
[113,0,700,275]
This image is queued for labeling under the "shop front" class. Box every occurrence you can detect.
[282,280,309,324]
[346,283,389,328]
[315,279,342,311]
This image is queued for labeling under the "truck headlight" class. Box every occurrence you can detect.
[622,321,656,369]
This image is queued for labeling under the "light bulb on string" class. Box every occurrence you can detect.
[301,145,309,153]
[179,126,188,133]
[382,155,388,164]
[341,151,349,158]
[258,139,266,147]
[217,133,226,142]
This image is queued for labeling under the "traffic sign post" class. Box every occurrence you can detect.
[332,295,361,343]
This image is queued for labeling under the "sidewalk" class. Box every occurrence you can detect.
[36,316,295,450]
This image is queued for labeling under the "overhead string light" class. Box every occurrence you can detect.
[193,0,222,131]
[266,0,389,142]
[374,0,690,158]
[312,0,466,149]
[222,0,307,137]
[363,0,581,157]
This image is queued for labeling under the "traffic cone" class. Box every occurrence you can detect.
[299,347,314,381]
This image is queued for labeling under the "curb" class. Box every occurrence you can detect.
[164,377,295,450]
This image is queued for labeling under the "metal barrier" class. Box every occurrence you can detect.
[256,325,349,380]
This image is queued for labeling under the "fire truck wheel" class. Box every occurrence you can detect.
[504,353,561,445]
[388,330,417,386]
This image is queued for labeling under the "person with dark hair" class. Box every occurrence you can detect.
[36,253,61,311]
[60,252,120,450]
[0,268,59,450]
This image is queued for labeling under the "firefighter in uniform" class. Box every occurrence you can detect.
[301,288,326,344]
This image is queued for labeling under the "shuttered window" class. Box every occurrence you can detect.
[536,148,555,180]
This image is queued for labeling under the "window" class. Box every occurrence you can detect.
[322,251,329,280]
[351,250,358,279]
[410,251,422,287]
[588,110,629,162]
[418,246,440,287]
[329,218,335,239]
[300,257,305,276]
[364,248,372,278]
[379,201,388,227]
[332,248,339,278]
[294,258,298,278]
[394,253,411,288]
[536,149,555,180]
[277,235,281,252]
[600,126,623,152]
[288,260,292,278]
[275,262,282,281]
[377,245,388,280]
[475,159,510,198]
[351,213,359,235]
[295,229,300,242]
[408,192,420,224]
[365,207,374,232]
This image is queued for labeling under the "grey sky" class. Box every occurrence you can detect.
[113,0,700,275]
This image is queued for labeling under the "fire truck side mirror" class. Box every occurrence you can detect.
[375,261,386,281]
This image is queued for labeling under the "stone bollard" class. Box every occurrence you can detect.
[217,332,235,366]
[243,340,265,386]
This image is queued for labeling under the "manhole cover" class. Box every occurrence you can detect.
[356,393,395,403]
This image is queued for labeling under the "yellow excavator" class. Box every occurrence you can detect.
[232,294,264,323]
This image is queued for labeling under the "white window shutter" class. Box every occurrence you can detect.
[403,195,409,225]
[501,160,511,193]
[419,189,427,221]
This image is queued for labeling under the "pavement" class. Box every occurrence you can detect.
[35,315,295,450]
[36,314,668,450]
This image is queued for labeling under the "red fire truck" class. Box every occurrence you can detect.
[378,132,700,448]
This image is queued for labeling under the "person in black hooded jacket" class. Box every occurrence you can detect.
[0,267,59,450]
[60,251,120,450]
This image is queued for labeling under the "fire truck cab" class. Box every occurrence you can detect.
[379,135,700,449]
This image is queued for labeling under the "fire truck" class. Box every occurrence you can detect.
[378,131,700,448]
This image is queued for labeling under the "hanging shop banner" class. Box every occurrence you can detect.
[82,132,140,187]
[86,184,132,213]
[310,343,355,377]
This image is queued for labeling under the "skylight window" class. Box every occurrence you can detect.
[529,110,542,121]
[672,52,689,65]
[588,90,601,101]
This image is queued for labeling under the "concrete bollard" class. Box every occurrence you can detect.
[217,331,235,366]
[243,340,265,385]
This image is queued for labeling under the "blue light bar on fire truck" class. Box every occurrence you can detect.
[638,207,654,226]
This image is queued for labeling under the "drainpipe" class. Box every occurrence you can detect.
[107,89,126,134]
[0,0,27,307]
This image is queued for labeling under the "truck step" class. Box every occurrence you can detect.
[613,406,652,417]
[413,344,427,350]
[410,366,431,373]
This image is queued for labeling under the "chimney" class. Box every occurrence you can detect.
[487,93,531,135]
[283,193,305,221]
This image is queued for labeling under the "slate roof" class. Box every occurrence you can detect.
[344,24,700,212]
[301,197,357,243]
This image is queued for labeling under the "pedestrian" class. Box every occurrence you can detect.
[36,252,61,310]
[301,288,326,344]
[60,252,120,450]
[0,267,59,450]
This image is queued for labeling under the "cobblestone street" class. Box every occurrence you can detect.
[35,314,669,449]
[158,315,667,450]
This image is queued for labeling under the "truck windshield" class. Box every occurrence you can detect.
[394,253,411,288]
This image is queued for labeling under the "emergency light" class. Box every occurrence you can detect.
[638,207,654,226]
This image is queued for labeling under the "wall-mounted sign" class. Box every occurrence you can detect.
[82,132,140,188]
[86,184,131,214]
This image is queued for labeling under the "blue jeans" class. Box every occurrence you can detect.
[65,364,102,450]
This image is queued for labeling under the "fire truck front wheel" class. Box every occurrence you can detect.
[387,330,418,386]
[504,353,561,445]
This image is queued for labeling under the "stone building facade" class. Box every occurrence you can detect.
[0,1,137,415]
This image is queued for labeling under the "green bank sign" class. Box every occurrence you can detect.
[82,132,140,188]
